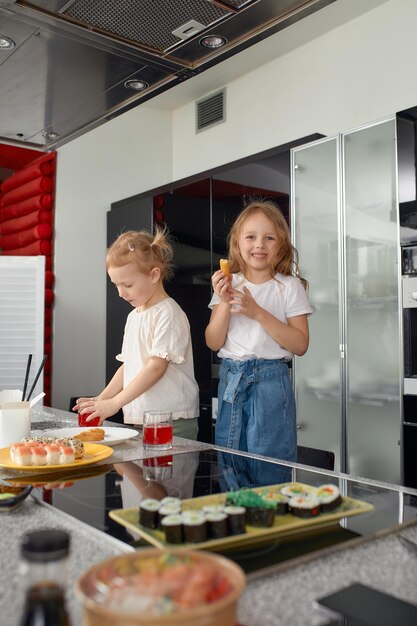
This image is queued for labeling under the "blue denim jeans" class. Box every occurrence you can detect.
[215,358,296,460]
[215,358,296,487]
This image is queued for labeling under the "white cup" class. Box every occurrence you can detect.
[0,402,31,448]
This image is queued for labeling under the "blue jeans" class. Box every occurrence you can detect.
[215,358,296,484]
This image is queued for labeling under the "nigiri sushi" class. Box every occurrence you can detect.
[59,445,75,464]
[32,446,47,466]
[13,445,33,466]
[44,444,61,465]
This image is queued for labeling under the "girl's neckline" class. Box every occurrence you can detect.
[238,272,278,286]
[136,295,171,313]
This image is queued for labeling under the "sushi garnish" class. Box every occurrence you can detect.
[316,484,342,511]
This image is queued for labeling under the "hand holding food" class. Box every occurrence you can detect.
[219,259,231,277]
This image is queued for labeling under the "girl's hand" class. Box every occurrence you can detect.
[211,269,231,304]
[229,286,260,319]
[77,397,119,425]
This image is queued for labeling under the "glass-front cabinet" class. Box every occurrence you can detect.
[291,118,402,483]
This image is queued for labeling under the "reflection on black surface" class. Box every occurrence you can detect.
[217,451,291,491]
[30,450,365,573]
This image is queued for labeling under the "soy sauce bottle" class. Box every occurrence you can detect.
[19,529,71,626]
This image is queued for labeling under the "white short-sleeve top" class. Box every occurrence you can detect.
[209,273,313,361]
[116,298,199,424]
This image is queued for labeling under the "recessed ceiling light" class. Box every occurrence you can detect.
[199,35,227,49]
[42,131,60,141]
[124,79,149,91]
[0,36,15,50]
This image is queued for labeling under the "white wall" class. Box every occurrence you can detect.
[53,107,173,409]
[53,0,417,410]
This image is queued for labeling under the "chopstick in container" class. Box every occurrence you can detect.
[26,355,48,402]
[22,354,32,401]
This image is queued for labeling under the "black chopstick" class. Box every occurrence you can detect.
[26,355,48,402]
[22,354,32,401]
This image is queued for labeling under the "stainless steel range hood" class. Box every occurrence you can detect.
[0,0,336,149]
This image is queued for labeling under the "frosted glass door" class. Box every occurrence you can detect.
[292,137,341,469]
[343,119,401,483]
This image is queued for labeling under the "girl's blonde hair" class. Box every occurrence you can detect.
[228,199,307,289]
[106,227,174,281]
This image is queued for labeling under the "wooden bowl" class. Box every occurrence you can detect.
[76,548,245,626]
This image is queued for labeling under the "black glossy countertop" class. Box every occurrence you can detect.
[2,405,417,625]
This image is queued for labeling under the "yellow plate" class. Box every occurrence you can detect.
[109,482,374,552]
[0,443,114,471]
[4,463,111,487]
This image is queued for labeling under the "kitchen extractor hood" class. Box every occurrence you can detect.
[0,0,336,149]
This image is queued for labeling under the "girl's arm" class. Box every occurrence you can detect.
[205,268,232,351]
[114,462,168,499]
[82,357,169,424]
[205,302,232,351]
[232,286,310,356]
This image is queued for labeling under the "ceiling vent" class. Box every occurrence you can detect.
[196,89,225,132]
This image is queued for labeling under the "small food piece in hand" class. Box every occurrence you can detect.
[74,428,105,442]
[220,259,231,277]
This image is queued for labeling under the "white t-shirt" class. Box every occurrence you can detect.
[209,273,313,361]
[116,298,199,424]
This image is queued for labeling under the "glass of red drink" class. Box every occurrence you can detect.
[143,455,173,480]
[78,412,101,427]
[143,411,173,451]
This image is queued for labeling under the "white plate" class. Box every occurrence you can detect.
[34,426,139,446]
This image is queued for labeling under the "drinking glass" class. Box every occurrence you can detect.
[143,411,173,451]
[77,399,100,427]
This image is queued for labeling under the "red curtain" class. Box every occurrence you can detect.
[0,152,56,406]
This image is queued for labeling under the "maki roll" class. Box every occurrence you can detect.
[161,514,183,544]
[159,496,181,508]
[245,505,276,528]
[182,510,207,543]
[206,512,229,539]
[158,501,182,527]
[280,483,310,498]
[139,498,160,529]
[288,495,321,518]
[226,488,276,527]
[261,490,289,515]
[202,504,225,515]
[224,505,246,535]
[316,484,342,512]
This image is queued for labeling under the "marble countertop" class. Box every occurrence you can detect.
[0,405,211,481]
[2,405,417,625]
[238,518,417,625]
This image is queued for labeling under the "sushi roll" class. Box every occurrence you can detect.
[60,438,84,460]
[245,504,276,528]
[280,483,310,498]
[224,505,246,535]
[202,504,225,515]
[206,512,229,539]
[158,501,182,527]
[32,446,47,466]
[13,445,33,466]
[161,514,183,544]
[139,498,160,529]
[181,510,207,543]
[159,496,181,508]
[316,484,342,512]
[261,491,289,515]
[44,444,61,465]
[59,445,75,465]
[10,443,27,462]
[288,495,321,518]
